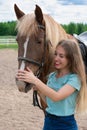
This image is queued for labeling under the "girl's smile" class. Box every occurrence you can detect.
[54,45,69,72]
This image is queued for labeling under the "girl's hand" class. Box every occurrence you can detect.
[16,67,37,84]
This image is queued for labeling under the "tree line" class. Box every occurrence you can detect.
[0,21,87,36]
[62,22,87,35]
[0,21,17,36]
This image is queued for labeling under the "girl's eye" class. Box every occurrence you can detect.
[59,54,65,58]
[60,55,64,58]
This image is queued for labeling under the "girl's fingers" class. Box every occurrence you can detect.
[17,70,27,75]
[18,68,33,74]
[26,67,32,72]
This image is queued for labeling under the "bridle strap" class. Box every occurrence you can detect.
[34,25,46,77]
[32,24,46,110]
[33,90,43,110]
[18,56,42,67]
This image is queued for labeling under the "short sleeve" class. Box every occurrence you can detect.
[67,74,81,91]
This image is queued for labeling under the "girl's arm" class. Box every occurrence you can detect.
[33,78,75,102]
[16,69,76,102]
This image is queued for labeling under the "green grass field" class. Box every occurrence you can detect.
[0,44,18,49]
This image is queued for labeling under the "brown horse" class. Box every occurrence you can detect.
[14,4,69,112]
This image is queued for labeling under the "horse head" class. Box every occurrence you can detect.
[14,4,52,93]
[14,4,68,93]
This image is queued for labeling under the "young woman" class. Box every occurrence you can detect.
[16,39,87,130]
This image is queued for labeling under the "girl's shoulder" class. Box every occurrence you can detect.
[67,73,81,90]
[68,73,80,80]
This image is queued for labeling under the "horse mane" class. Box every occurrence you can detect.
[43,14,67,48]
[16,13,67,51]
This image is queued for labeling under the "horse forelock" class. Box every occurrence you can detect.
[16,13,39,37]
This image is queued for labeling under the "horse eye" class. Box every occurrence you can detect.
[37,41,41,44]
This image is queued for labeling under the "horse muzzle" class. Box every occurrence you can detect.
[15,78,32,93]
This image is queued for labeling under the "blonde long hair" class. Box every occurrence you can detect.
[57,39,87,114]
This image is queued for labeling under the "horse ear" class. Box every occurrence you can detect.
[14,4,25,19]
[35,5,43,24]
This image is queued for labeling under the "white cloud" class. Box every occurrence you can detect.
[53,5,87,24]
[58,0,87,5]
[0,0,87,24]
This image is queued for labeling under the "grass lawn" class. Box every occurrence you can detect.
[0,44,18,49]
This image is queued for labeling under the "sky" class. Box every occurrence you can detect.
[0,0,87,24]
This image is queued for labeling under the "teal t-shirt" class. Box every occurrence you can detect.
[46,72,81,116]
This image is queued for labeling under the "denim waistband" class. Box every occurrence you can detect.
[45,112,74,119]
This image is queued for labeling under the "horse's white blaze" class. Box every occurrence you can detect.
[20,37,29,70]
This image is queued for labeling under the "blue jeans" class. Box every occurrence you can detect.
[43,112,78,130]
